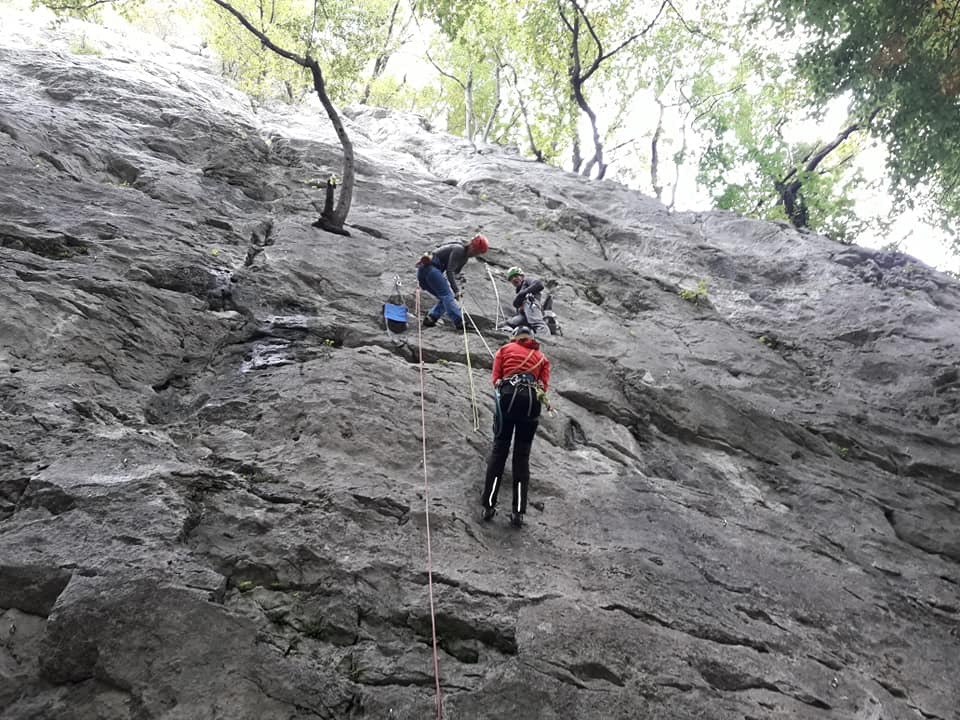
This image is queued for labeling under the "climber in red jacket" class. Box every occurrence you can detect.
[481,326,551,528]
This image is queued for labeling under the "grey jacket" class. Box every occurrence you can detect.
[512,275,545,309]
[431,243,469,295]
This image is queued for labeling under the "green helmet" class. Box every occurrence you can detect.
[506,266,523,280]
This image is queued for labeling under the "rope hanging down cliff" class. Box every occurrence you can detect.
[414,287,445,720]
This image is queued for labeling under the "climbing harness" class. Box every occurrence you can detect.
[414,288,444,720]
[500,372,540,417]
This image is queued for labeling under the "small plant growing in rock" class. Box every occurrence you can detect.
[323,337,336,347]
[70,35,102,56]
[583,285,604,305]
[834,445,849,459]
[302,621,325,639]
[237,580,255,592]
[679,279,709,305]
[339,654,366,682]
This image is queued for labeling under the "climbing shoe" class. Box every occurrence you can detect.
[422,315,438,327]
[452,319,464,331]
[482,506,496,522]
[510,512,523,528]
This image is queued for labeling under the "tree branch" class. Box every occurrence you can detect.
[569,0,669,82]
[209,0,308,67]
[802,106,880,174]
[43,0,115,12]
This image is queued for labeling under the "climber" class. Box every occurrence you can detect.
[503,266,550,336]
[481,325,551,528]
[416,234,489,330]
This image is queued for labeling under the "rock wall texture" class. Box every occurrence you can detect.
[1,13,958,720]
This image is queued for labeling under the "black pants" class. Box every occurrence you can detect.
[482,383,541,515]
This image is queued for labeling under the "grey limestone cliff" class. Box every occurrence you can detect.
[1,12,958,720]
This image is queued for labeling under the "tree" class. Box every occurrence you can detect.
[415,0,525,146]
[206,0,355,234]
[40,0,357,234]
[202,0,310,102]
[692,46,884,242]
[555,0,668,179]
[607,5,735,209]
[765,0,960,248]
[358,0,414,105]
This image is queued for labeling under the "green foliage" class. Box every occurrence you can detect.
[124,0,197,41]
[201,0,406,104]
[679,278,709,305]
[691,43,888,242]
[764,0,960,249]
[36,0,145,22]
[201,0,308,102]
[34,0,956,257]
[301,620,325,639]
[69,34,102,55]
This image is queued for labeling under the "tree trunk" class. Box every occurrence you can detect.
[509,66,544,161]
[306,59,354,235]
[651,100,665,201]
[571,133,583,173]
[464,69,475,143]
[668,118,689,212]
[774,115,873,230]
[572,75,605,179]
[359,0,405,105]
[481,64,502,144]
[209,0,353,235]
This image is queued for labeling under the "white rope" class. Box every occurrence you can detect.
[460,309,481,431]
[460,299,495,358]
[485,263,504,330]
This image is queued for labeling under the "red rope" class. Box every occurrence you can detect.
[415,288,444,719]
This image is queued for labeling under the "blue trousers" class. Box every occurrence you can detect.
[417,264,462,325]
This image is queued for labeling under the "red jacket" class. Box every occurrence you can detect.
[492,338,550,392]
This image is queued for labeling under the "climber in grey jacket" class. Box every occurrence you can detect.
[504,266,548,335]
[416,234,489,329]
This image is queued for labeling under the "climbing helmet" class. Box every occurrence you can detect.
[506,266,523,281]
[469,233,489,253]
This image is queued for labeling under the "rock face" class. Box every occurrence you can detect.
[1,13,959,720]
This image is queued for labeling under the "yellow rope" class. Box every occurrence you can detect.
[461,307,481,431]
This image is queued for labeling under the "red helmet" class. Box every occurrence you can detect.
[469,233,489,253]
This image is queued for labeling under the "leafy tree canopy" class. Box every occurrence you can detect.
[765,0,960,246]
[30,0,960,256]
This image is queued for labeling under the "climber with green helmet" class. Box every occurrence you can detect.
[504,266,549,336]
